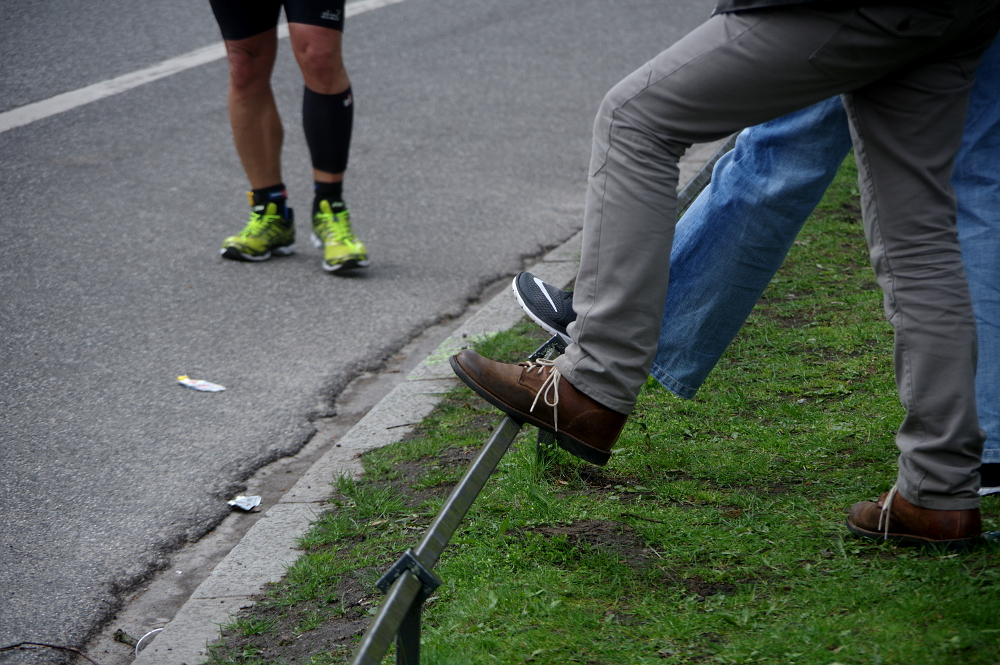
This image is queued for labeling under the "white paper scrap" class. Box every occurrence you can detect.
[177,375,226,392]
[227,495,262,511]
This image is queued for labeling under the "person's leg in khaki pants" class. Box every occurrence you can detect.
[451,2,1000,546]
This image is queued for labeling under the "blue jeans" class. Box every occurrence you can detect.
[650,37,1000,465]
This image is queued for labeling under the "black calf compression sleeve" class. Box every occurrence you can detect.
[302,86,353,175]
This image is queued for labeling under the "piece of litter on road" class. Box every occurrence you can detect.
[112,629,138,647]
[135,628,163,657]
[177,375,225,392]
[228,495,261,511]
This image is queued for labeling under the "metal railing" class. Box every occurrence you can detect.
[348,135,738,664]
[349,336,563,665]
[349,414,521,665]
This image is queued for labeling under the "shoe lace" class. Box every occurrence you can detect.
[317,206,355,244]
[243,207,281,238]
[330,210,356,243]
[525,359,562,432]
[878,484,899,540]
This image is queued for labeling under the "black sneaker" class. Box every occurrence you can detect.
[512,271,577,344]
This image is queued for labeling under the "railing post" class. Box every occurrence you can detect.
[396,602,420,665]
[348,416,523,665]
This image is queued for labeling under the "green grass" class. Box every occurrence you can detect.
[206,154,1000,665]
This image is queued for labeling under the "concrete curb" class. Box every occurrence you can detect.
[133,234,583,665]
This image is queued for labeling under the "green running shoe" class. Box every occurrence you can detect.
[221,197,295,261]
[311,200,370,272]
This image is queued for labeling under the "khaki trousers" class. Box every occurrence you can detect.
[556,1,1000,508]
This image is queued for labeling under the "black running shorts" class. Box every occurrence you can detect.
[209,0,346,40]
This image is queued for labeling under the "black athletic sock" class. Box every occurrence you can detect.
[302,86,353,175]
[251,184,288,219]
[313,181,343,214]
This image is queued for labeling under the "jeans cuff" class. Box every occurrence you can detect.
[649,364,698,400]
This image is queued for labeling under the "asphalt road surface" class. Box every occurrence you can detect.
[0,0,712,661]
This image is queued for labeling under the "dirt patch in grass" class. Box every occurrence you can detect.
[435,444,478,468]
[571,466,649,490]
[369,443,482,508]
[524,519,652,571]
[212,566,381,665]
[514,517,760,606]
[683,575,738,599]
[451,412,505,437]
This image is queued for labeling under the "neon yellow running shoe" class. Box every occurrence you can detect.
[221,196,295,261]
[311,200,370,272]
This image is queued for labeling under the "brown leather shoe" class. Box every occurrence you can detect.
[449,349,627,465]
[846,486,981,551]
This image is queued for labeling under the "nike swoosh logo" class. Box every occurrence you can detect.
[534,277,558,313]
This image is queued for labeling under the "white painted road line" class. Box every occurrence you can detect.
[0,0,410,135]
